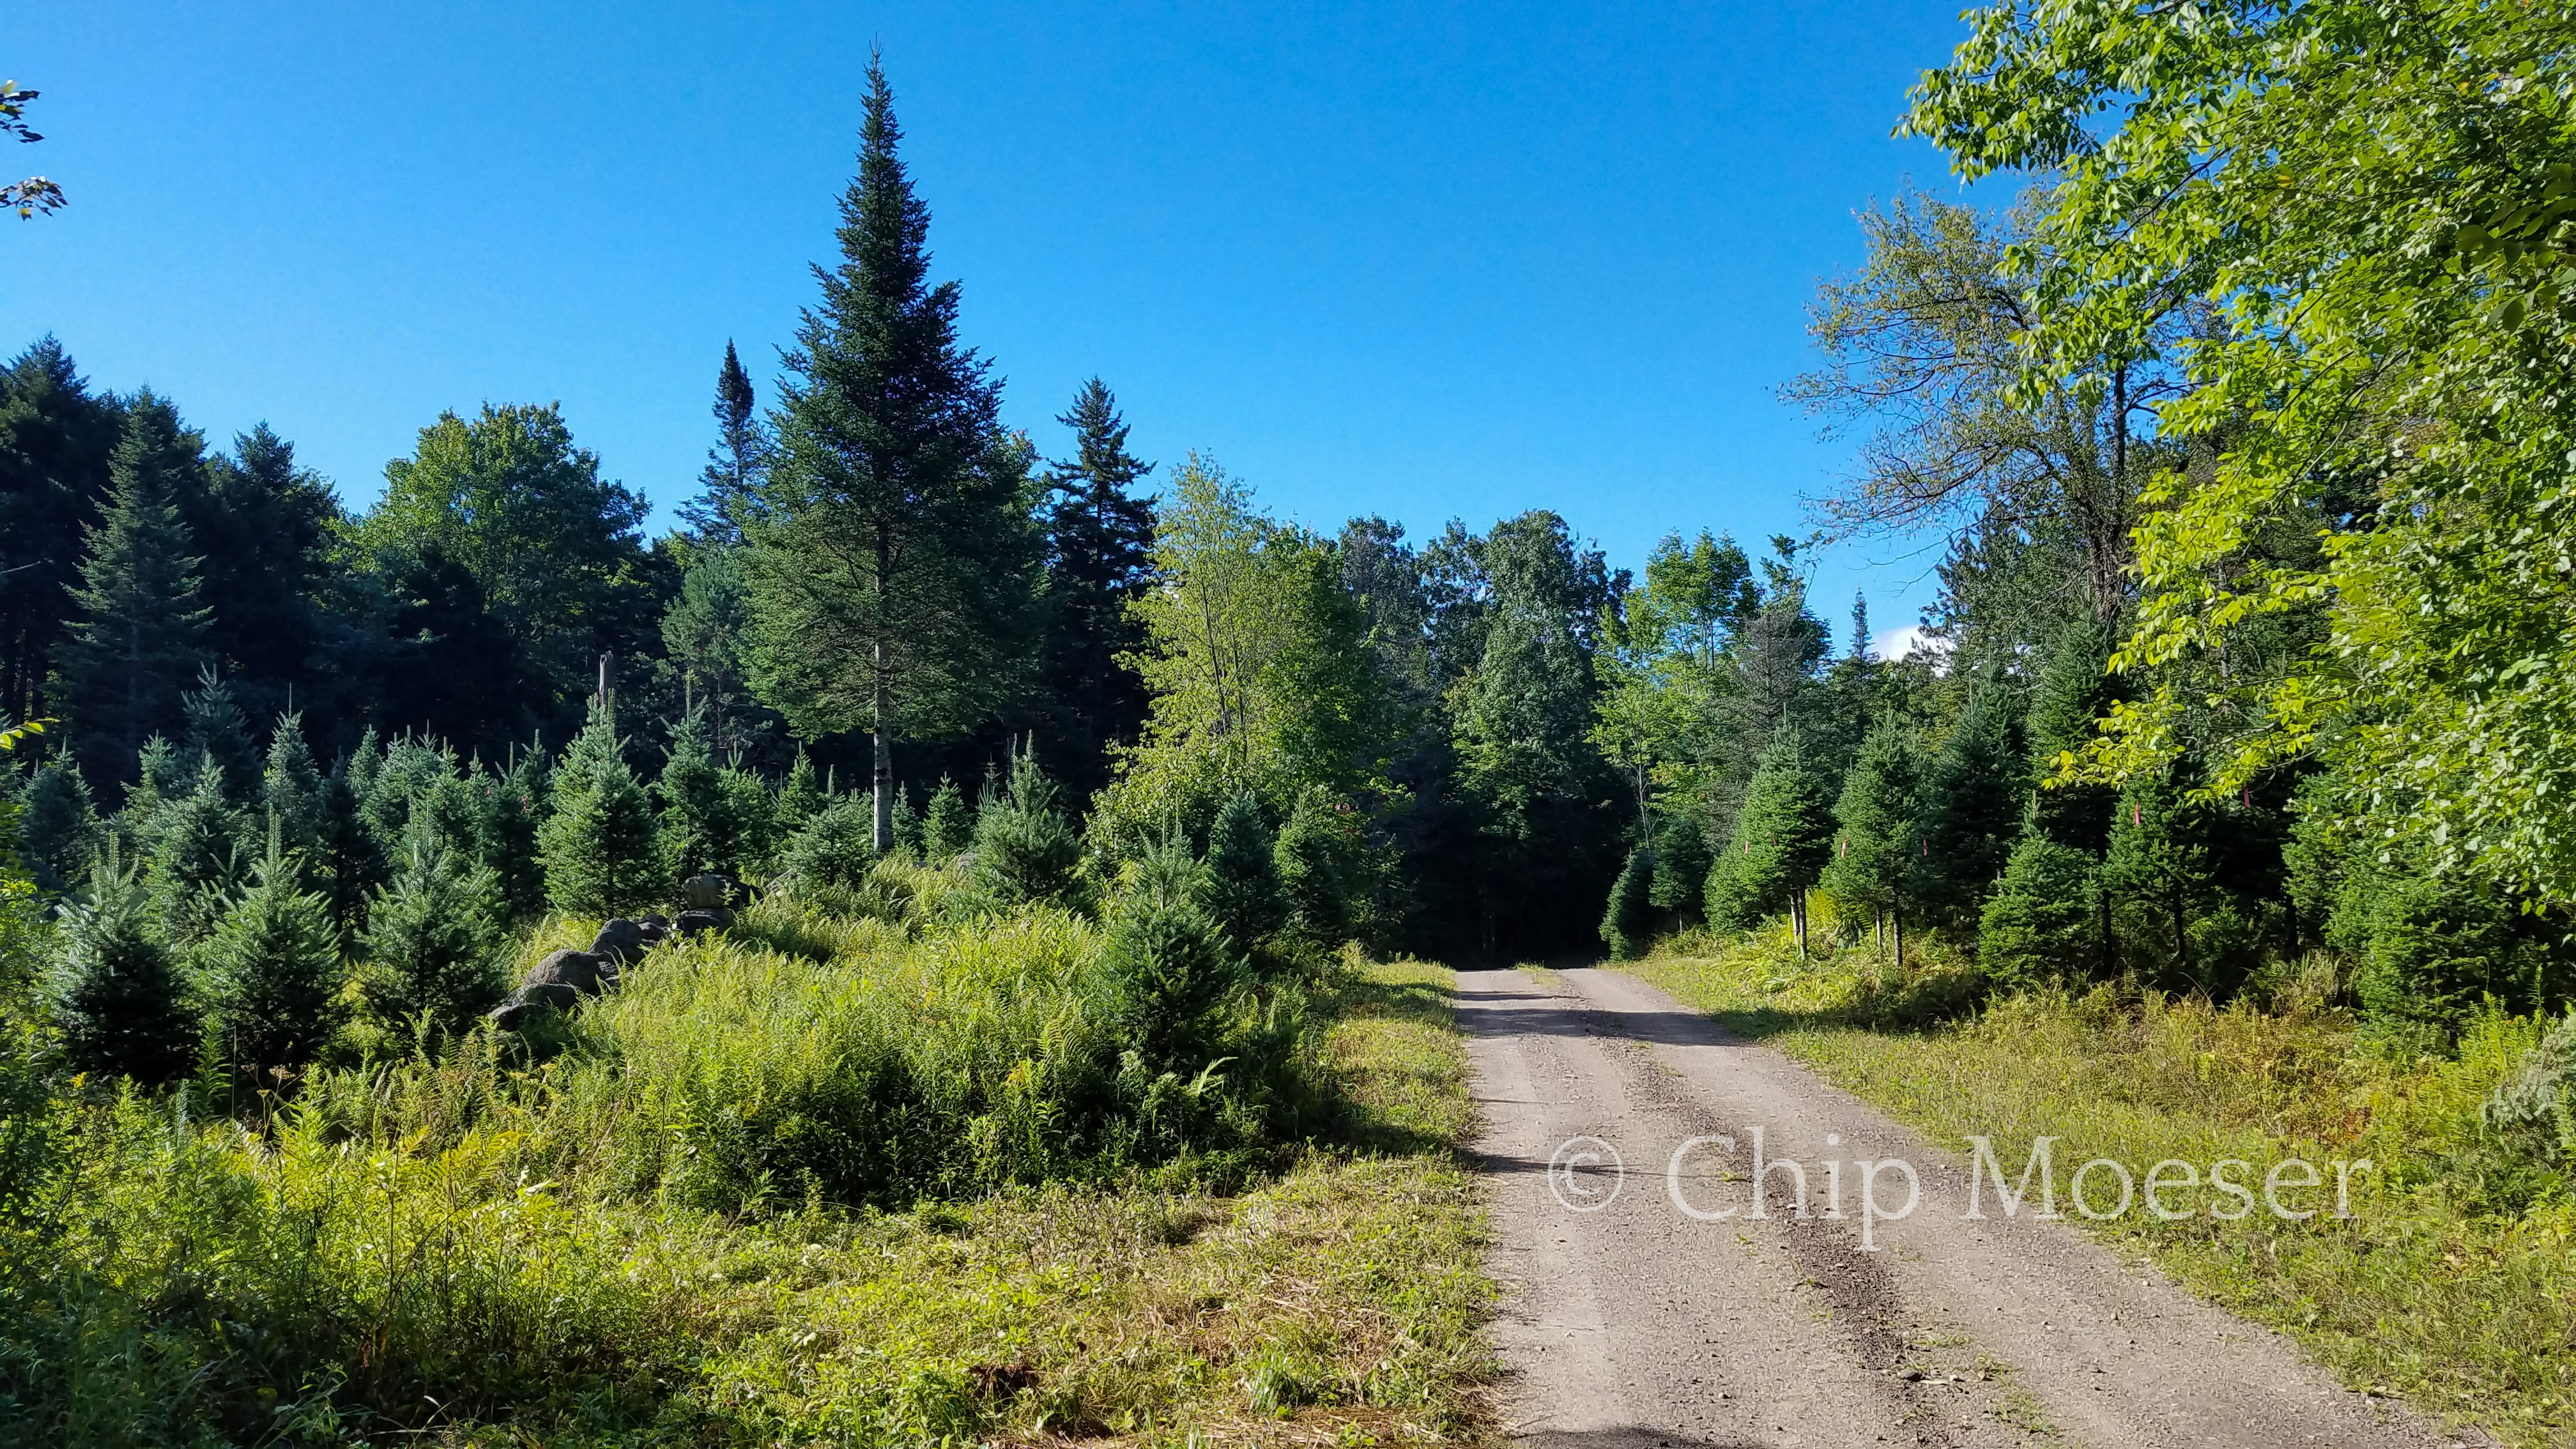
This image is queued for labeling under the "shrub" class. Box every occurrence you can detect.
[539,702,660,916]
[1196,792,1284,962]
[360,843,510,1038]
[780,793,875,891]
[2354,875,2546,1036]
[1977,835,2099,989]
[922,775,974,861]
[1599,843,1655,961]
[53,851,198,1084]
[972,751,1083,909]
[1273,790,1354,956]
[199,842,346,1081]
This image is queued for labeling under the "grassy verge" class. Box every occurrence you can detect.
[1,956,1491,1446]
[1624,925,2574,1448]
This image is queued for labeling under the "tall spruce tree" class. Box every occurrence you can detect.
[190,424,337,707]
[1819,717,1919,960]
[55,392,211,785]
[1040,378,1157,793]
[0,338,125,726]
[680,341,769,545]
[1705,723,1837,954]
[745,54,1042,852]
[1908,681,2025,925]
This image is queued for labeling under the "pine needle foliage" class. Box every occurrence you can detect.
[52,848,197,1084]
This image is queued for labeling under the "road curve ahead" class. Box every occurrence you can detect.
[1460,965,2450,1449]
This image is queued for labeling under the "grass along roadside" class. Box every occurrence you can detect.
[1622,926,2576,1448]
[1,958,1492,1446]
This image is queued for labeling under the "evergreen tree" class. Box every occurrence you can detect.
[408,771,480,862]
[539,700,660,916]
[679,340,770,545]
[360,841,508,1037]
[189,424,337,707]
[888,780,922,856]
[1096,897,1239,1068]
[54,390,211,785]
[656,705,732,882]
[17,754,96,894]
[53,847,197,1084]
[1600,843,1657,961]
[774,749,826,832]
[201,828,346,1078]
[1274,789,1354,954]
[315,760,386,935]
[180,669,260,801]
[1705,724,1837,953]
[259,710,326,864]
[2101,768,2241,992]
[0,339,125,727]
[1649,813,1709,930]
[780,794,874,891]
[744,54,1042,852]
[475,747,549,923]
[1977,837,2100,988]
[921,774,973,860]
[1040,377,1158,793]
[1819,717,1919,960]
[1908,682,2025,924]
[2024,619,2118,854]
[1195,791,1285,962]
[662,546,758,755]
[148,757,246,949]
[721,765,777,878]
[970,748,1082,908]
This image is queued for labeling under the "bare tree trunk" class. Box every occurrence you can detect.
[1793,891,1808,962]
[1892,907,1904,971]
[872,636,894,854]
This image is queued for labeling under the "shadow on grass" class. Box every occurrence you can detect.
[1593,954,1993,1044]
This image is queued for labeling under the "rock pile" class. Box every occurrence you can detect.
[486,891,735,1029]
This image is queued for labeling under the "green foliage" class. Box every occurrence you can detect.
[473,747,549,923]
[2354,878,2548,1040]
[656,705,731,882]
[1600,843,1657,961]
[17,754,96,894]
[54,390,211,782]
[178,669,259,800]
[358,401,653,699]
[259,710,326,864]
[1096,900,1245,1072]
[1910,0,2576,907]
[921,774,973,861]
[743,57,1040,838]
[148,756,246,949]
[52,850,196,1084]
[1820,716,1916,927]
[538,702,659,917]
[780,793,876,892]
[1907,682,2022,923]
[774,749,825,833]
[1648,813,1710,927]
[199,839,345,1078]
[1273,789,1355,956]
[1196,792,1285,962]
[662,545,758,753]
[1977,836,2098,990]
[359,842,508,1038]
[1705,726,1834,931]
[970,749,1083,910]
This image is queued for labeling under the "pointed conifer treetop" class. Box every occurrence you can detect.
[680,340,769,544]
[56,391,212,782]
[1046,378,1156,597]
[747,50,1041,853]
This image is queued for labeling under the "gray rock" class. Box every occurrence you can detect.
[591,917,649,966]
[487,981,580,1030]
[673,906,733,937]
[524,947,610,995]
[682,874,730,910]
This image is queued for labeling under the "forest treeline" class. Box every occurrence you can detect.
[9,3,2575,1071]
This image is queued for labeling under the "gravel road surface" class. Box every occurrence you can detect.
[1462,965,2454,1448]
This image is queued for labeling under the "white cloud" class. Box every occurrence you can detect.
[1869,624,1949,662]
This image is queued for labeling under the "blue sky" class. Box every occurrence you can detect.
[5,2,1981,648]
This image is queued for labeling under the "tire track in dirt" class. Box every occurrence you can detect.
[1461,966,2446,1448]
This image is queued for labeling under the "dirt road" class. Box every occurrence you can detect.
[1460,965,2452,1448]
